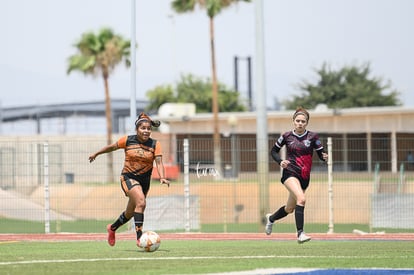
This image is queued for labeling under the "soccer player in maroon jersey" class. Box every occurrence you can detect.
[265,107,328,243]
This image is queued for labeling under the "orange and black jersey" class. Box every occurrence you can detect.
[116,135,162,178]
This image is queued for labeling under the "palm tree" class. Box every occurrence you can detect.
[67,28,131,182]
[171,0,251,177]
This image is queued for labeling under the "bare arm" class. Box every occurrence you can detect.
[154,156,170,187]
[89,142,119,163]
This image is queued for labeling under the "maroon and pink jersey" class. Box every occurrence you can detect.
[275,130,324,180]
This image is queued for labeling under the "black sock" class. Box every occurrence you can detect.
[111,212,130,231]
[270,206,288,223]
[295,205,305,236]
[134,212,144,240]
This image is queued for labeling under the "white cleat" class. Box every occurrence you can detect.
[297,232,311,244]
[265,213,274,235]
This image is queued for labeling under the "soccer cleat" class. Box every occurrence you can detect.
[265,213,274,235]
[106,224,116,246]
[297,232,311,244]
[136,238,141,248]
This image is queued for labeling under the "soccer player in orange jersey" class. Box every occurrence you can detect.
[89,113,170,247]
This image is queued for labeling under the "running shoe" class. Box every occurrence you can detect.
[106,224,116,246]
[297,232,311,244]
[265,213,274,235]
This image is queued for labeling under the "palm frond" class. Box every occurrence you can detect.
[171,0,197,13]
[67,28,132,76]
[66,55,96,75]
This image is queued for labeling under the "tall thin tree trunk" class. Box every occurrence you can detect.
[209,17,222,178]
[103,76,114,182]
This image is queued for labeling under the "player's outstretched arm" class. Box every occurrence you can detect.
[89,143,118,163]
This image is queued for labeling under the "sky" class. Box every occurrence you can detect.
[1,0,414,110]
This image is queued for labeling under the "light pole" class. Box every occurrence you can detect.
[227,115,238,178]
[168,14,177,81]
[255,0,269,226]
[130,0,137,132]
[234,56,253,111]
[228,115,242,223]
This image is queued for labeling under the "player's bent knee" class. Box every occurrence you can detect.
[297,198,306,206]
[285,207,295,214]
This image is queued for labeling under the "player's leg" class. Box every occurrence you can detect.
[106,176,138,246]
[266,185,297,233]
[106,176,133,246]
[284,178,310,243]
[265,178,296,235]
[107,210,131,246]
[127,184,146,246]
[266,207,287,235]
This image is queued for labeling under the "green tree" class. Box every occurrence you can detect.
[146,74,246,113]
[285,63,401,110]
[146,85,176,112]
[67,28,131,182]
[171,0,251,175]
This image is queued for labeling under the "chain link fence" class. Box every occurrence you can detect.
[0,134,413,234]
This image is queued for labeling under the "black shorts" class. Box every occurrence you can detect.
[281,169,310,190]
[120,174,151,196]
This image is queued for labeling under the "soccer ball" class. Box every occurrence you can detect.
[138,231,161,252]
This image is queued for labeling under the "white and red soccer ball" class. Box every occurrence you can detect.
[138,231,161,252]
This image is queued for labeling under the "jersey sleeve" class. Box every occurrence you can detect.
[313,133,326,161]
[275,132,287,148]
[270,144,282,164]
[271,133,287,165]
[154,140,162,156]
[313,133,324,151]
[117,136,128,149]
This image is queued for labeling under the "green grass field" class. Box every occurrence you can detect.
[1,239,413,275]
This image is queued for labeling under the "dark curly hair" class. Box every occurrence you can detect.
[134,112,161,129]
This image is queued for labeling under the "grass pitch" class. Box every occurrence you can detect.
[1,239,413,275]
